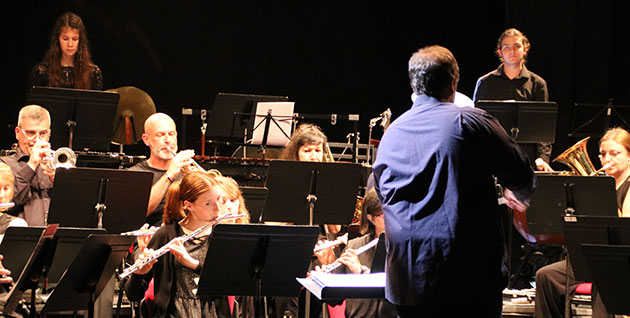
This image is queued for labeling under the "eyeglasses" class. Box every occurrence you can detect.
[19,128,50,139]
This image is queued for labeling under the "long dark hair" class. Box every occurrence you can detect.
[279,123,332,161]
[42,12,94,89]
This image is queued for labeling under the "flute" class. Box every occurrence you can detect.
[319,236,380,273]
[313,233,348,253]
[119,213,245,279]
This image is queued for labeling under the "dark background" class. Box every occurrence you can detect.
[2,1,629,166]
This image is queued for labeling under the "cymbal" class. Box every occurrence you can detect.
[106,86,156,144]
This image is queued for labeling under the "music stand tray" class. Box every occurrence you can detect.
[477,100,558,143]
[297,272,385,301]
[527,175,617,236]
[262,161,363,225]
[47,167,153,233]
[581,244,630,315]
[41,234,135,316]
[27,86,120,151]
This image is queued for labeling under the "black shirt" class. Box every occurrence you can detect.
[473,64,551,164]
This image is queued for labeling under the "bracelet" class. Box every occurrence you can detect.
[360,265,370,274]
[166,175,174,183]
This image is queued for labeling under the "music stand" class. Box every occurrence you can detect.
[206,93,289,143]
[261,161,363,225]
[41,234,135,318]
[370,233,386,273]
[0,227,106,286]
[526,175,617,236]
[26,86,120,151]
[197,223,320,318]
[240,186,268,223]
[3,224,58,316]
[476,100,558,143]
[581,244,630,315]
[251,102,294,147]
[47,167,153,233]
[562,216,630,282]
[569,99,630,138]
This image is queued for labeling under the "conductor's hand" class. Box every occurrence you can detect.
[314,240,336,266]
[503,189,529,214]
[0,254,13,284]
[167,237,199,270]
[133,248,157,275]
[165,149,195,180]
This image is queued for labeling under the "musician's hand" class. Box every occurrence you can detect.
[503,189,529,214]
[136,224,157,250]
[314,240,336,265]
[535,158,554,172]
[41,163,56,183]
[134,248,157,275]
[168,237,200,270]
[337,249,362,274]
[27,140,51,171]
[0,255,12,284]
[166,150,195,179]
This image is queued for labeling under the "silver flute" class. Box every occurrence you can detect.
[119,213,245,279]
[320,236,380,273]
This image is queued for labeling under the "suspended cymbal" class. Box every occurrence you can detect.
[106,86,156,145]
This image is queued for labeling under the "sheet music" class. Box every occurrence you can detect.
[310,272,386,288]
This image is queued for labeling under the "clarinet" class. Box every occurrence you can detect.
[119,213,245,279]
[320,236,380,273]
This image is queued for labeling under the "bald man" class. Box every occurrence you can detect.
[128,113,195,226]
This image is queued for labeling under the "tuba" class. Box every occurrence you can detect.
[552,136,596,175]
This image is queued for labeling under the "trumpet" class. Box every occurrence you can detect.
[42,147,76,170]
[169,149,207,174]
[318,236,379,273]
[313,233,349,253]
[119,213,245,279]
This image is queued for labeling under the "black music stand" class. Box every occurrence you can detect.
[47,167,152,233]
[370,233,386,273]
[240,186,268,223]
[0,227,106,287]
[569,99,630,138]
[26,86,120,151]
[197,223,320,318]
[527,175,617,236]
[562,216,630,282]
[477,100,558,143]
[3,224,58,317]
[581,244,630,315]
[41,234,135,318]
[261,160,363,225]
[206,93,289,143]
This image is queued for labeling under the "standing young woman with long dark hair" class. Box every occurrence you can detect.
[29,12,103,90]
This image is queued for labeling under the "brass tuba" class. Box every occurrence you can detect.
[552,137,596,176]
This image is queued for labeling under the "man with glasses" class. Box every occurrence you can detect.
[0,105,55,226]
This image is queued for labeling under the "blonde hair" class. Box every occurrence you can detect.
[600,127,630,153]
[0,163,14,208]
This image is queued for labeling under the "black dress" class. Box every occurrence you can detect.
[28,62,103,90]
